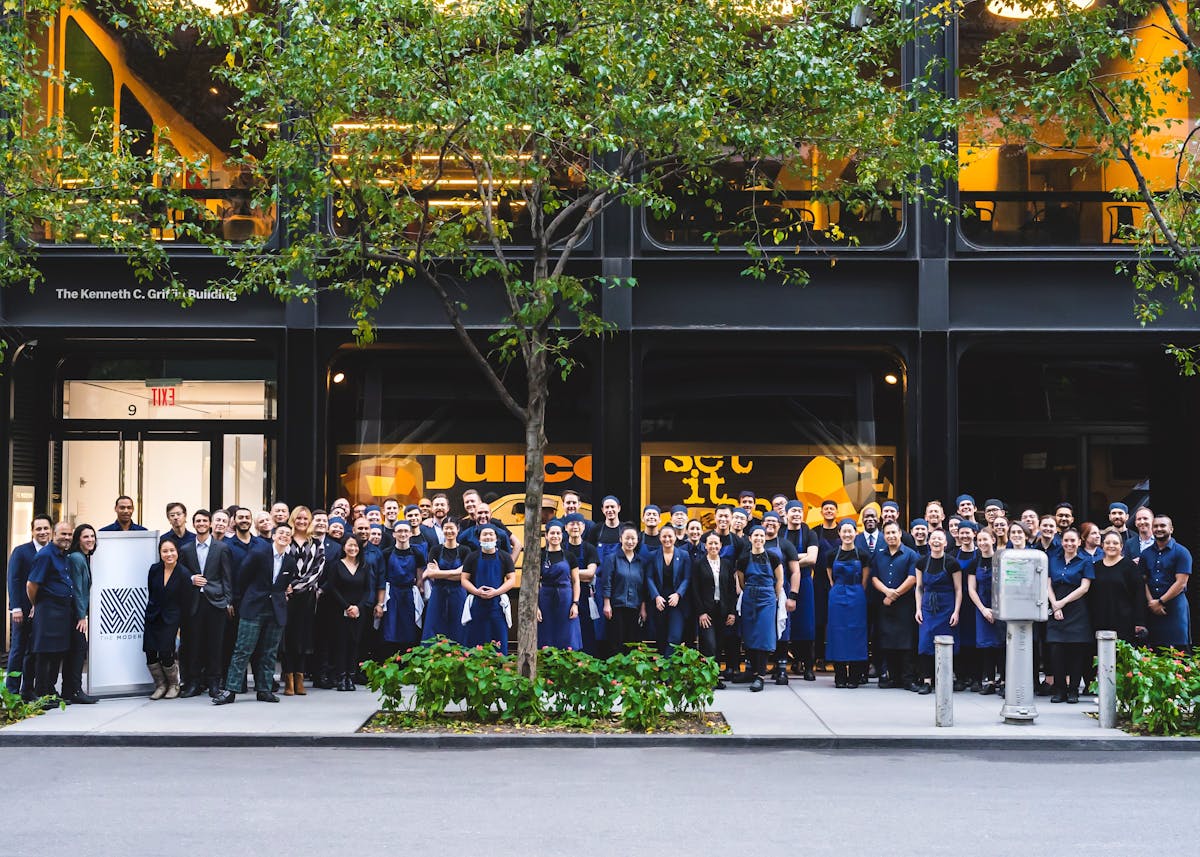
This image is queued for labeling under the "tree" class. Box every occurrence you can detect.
[959,0,1200,370]
[146,0,957,677]
[0,0,207,360]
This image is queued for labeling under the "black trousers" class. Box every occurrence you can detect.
[34,651,66,698]
[1049,641,1089,692]
[187,600,230,684]
[697,612,737,663]
[606,606,642,656]
[335,615,365,676]
[61,627,88,698]
[978,647,1004,683]
[879,647,912,684]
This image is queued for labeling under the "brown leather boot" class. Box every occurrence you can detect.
[148,663,167,700]
[163,663,181,699]
[283,672,295,696]
[292,673,306,695]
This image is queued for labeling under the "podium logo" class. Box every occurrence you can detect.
[100,587,148,637]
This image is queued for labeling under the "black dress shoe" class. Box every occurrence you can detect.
[1066,691,1079,704]
[208,681,222,699]
[179,684,203,699]
[257,690,280,703]
[834,679,847,689]
[953,679,968,692]
[730,671,754,684]
[749,677,764,692]
[212,690,236,705]
[1050,693,1067,704]
[69,691,99,705]
[315,674,335,690]
[917,683,933,695]
[980,682,997,696]
[878,678,893,689]
[846,681,859,689]
[803,669,816,682]
[40,698,61,711]
[970,681,983,693]
[774,669,789,686]
[906,682,923,693]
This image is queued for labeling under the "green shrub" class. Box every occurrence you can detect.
[0,670,59,724]
[362,640,720,731]
[1115,641,1200,736]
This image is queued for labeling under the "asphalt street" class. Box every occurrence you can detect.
[6,747,1196,856]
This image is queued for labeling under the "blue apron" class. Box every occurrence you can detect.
[593,535,621,642]
[954,549,979,653]
[465,551,510,654]
[381,548,422,648]
[740,552,778,653]
[566,541,600,655]
[973,555,1005,648]
[918,556,959,655]
[784,529,816,642]
[422,548,467,644]
[537,552,581,650]
[1144,549,1191,647]
[825,550,868,662]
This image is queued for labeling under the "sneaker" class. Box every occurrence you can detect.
[749,677,764,692]
[774,669,789,686]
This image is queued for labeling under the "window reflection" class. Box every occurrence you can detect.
[958,0,1199,247]
[31,5,274,244]
[643,154,903,249]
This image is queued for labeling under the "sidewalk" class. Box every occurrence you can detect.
[4,672,1196,747]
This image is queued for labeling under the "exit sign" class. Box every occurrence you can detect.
[151,387,177,407]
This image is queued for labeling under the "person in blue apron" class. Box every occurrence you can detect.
[968,528,1005,694]
[913,529,962,694]
[25,521,76,704]
[646,527,692,654]
[378,522,426,658]
[871,521,918,689]
[587,495,626,653]
[826,519,871,688]
[782,501,818,680]
[422,518,471,644]
[1140,515,1192,650]
[812,500,841,670]
[762,512,798,683]
[464,524,517,653]
[563,513,601,655]
[537,522,582,650]
[734,526,785,693]
[1046,528,1094,703]
[950,521,981,691]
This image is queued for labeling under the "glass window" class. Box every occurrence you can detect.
[643,154,904,249]
[31,4,275,244]
[958,1,1200,247]
[64,380,274,420]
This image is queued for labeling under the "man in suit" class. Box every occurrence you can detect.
[213,522,297,704]
[7,515,54,698]
[310,509,343,690]
[178,510,234,698]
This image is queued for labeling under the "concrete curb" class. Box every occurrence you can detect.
[1,731,1197,750]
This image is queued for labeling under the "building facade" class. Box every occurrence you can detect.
[4,3,1200,605]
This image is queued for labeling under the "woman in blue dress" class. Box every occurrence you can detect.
[826,519,871,689]
[1046,528,1093,704]
[734,526,785,693]
[422,518,471,644]
[968,528,1004,695]
[378,522,425,657]
[538,522,582,650]
[951,522,980,692]
[647,527,692,654]
[913,529,961,695]
[463,524,517,653]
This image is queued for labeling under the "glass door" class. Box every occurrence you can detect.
[139,437,211,530]
[60,435,125,529]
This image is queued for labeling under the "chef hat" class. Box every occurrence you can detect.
[1108,502,1129,513]
[785,500,804,511]
[910,518,928,529]
[839,518,858,530]
[955,494,975,507]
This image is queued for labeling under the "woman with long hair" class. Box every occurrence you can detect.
[144,540,188,700]
[62,524,98,704]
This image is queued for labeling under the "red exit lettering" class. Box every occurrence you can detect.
[151,387,177,407]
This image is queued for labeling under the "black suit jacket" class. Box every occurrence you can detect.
[689,555,737,622]
[235,548,298,626]
[179,538,234,613]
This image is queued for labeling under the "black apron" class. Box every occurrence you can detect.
[31,594,73,653]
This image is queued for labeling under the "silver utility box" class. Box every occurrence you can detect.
[994,548,1049,622]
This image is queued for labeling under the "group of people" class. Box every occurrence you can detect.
[5,487,1190,706]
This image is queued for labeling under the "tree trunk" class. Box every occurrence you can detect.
[516,345,549,679]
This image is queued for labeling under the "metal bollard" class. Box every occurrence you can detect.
[1096,630,1118,729]
[934,635,954,727]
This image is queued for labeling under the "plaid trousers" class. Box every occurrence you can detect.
[224,613,283,694]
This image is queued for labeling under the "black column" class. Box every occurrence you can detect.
[280,300,320,506]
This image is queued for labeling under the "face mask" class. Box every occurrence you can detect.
[480,540,497,554]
